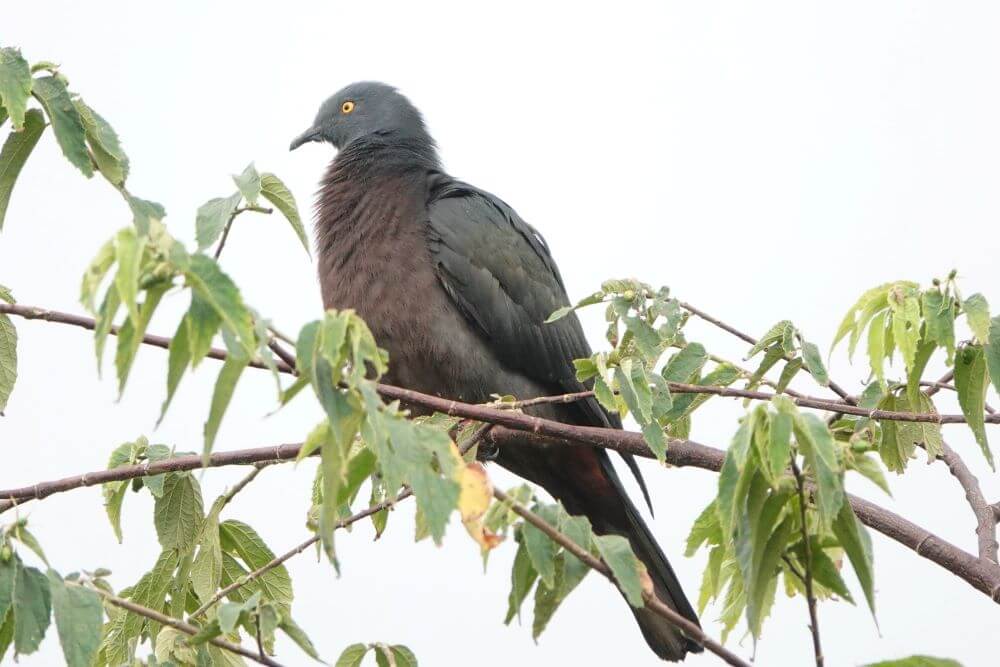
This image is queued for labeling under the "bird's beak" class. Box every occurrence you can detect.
[289,126,322,151]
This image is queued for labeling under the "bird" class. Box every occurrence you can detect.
[290,81,701,661]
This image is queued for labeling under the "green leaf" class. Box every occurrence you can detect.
[867,310,888,384]
[922,291,956,363]
[260,173,309,254]
[851,453,892,496]
[185,255,255,354]
[390,645,418,667]
[807,547,854,603]
[0,556,12,623]
[31,75,92,176]
[986,314,1000,398]
[0,106,6,129]
[219,520,293,613]
[954,344,993,469]
[862,657,962,667]
[768,409,792,482]
[0,314,16,412]
[72,98,128,186]
[775,357,803,393]
[279,617,321,661]
[154,473,205,553]
[195,192,242,250]
[8,525,47,565]
[0,48,32,130]
[115,284,167,398]
[505,541,539,624]
[747,321,793,359]
[13,563,51,654]
[0,285,13,304]
[906,339,936,408]
[594,534,645,608]
[545,305,572,323]
[191,499,224,607]
[794,413,844,530]
[889,288,921,371]
[747,514,793,636]
[0,610,12,663]
[113,227,144,325]
[684,501,721,557]
[661,342,707,383]
[800,339,829,386]
[203,355,248,461]
[832,502,876,618]
[158,314,192,424]
[127,195,165,236]
[0,107,45,230]
[522,506,559,588]
[876,393,916,473]
[963,293,991,344]
[46,571,102,667]
[233,163,261,205]
[336,643,370,667]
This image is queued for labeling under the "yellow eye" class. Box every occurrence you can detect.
[341,101,355,114]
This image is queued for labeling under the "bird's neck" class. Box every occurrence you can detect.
[313,139,438,277]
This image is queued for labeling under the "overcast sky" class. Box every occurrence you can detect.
[3,2,1000,665]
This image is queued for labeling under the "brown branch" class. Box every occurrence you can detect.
[5,303,997,426]
[5,302,1000,602]
[74,582,285,666]
[493,487,751,667]
[790,458,824,666]
[939,443,999,563]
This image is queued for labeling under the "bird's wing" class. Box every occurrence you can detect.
[426,178,652,511]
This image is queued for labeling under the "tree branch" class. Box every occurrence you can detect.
[939,442,999,563]
[4,303,996,425]
[74,582,285,666]
[493,487,751,667]
[214,205,273,260]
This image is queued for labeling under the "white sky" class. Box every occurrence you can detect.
[3,2,1000,665]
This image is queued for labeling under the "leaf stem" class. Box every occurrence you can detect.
[790,456,824,667]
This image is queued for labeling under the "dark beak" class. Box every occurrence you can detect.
[289,126,322,151]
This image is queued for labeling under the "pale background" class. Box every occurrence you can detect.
[2,2,999,665]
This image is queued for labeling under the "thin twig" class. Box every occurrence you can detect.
[493,488,751,667]
[221,464,268,508]
[938,443,999,563]
[74,582,285,666]
[214,205,273,260]
[790,457,824,666]
[679,300,854,402]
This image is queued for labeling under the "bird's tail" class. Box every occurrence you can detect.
[568,456,703,662]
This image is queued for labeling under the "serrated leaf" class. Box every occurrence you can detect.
[154,473,204,553]
[0,49,32,130]
[390,645,417,667]
[114,282,166,396]
[191,499,224,607]
[0,314,16,412]
[13,563,51,653]
[46,571,102,667]
[851,453,892,496]
[505,540,538,626]
[807,547,854,603]
[219,520,293,613]
[889,289,921,371]
[8,525,47,565]
[31,75,92,176]
[280,617,321,661]
[986,315,1000,398]
[0,285,13,304]
[158,314,192,424]
[963,293,991,344]
[794,413,843,530]
[922,291,956,363]
[335,643,370,667]
[156,625,200,662]
[954,344,993,469]
[662,342,707,383]
[522,505,559,588]
[185,255,255,354]
[594,534,645,608]
[73,98,128,186]
[684,501,721,557]
[0,107,45,231]
[800,340,829,386]
[127,195,165,236]
[232,163,261,205]
[203,355,248,461]
[747,321,793,359]
[260,173,309,255]
[195,192,242,250]
[832,502,875,618]
[768,409,792,482]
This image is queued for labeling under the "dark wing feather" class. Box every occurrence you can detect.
[426,178,652,511]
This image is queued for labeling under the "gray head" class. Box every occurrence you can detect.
[289,82,431,151]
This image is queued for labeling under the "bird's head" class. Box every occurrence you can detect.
[289,81,430,151]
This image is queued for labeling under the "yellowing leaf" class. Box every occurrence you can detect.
[457,463,502,552]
